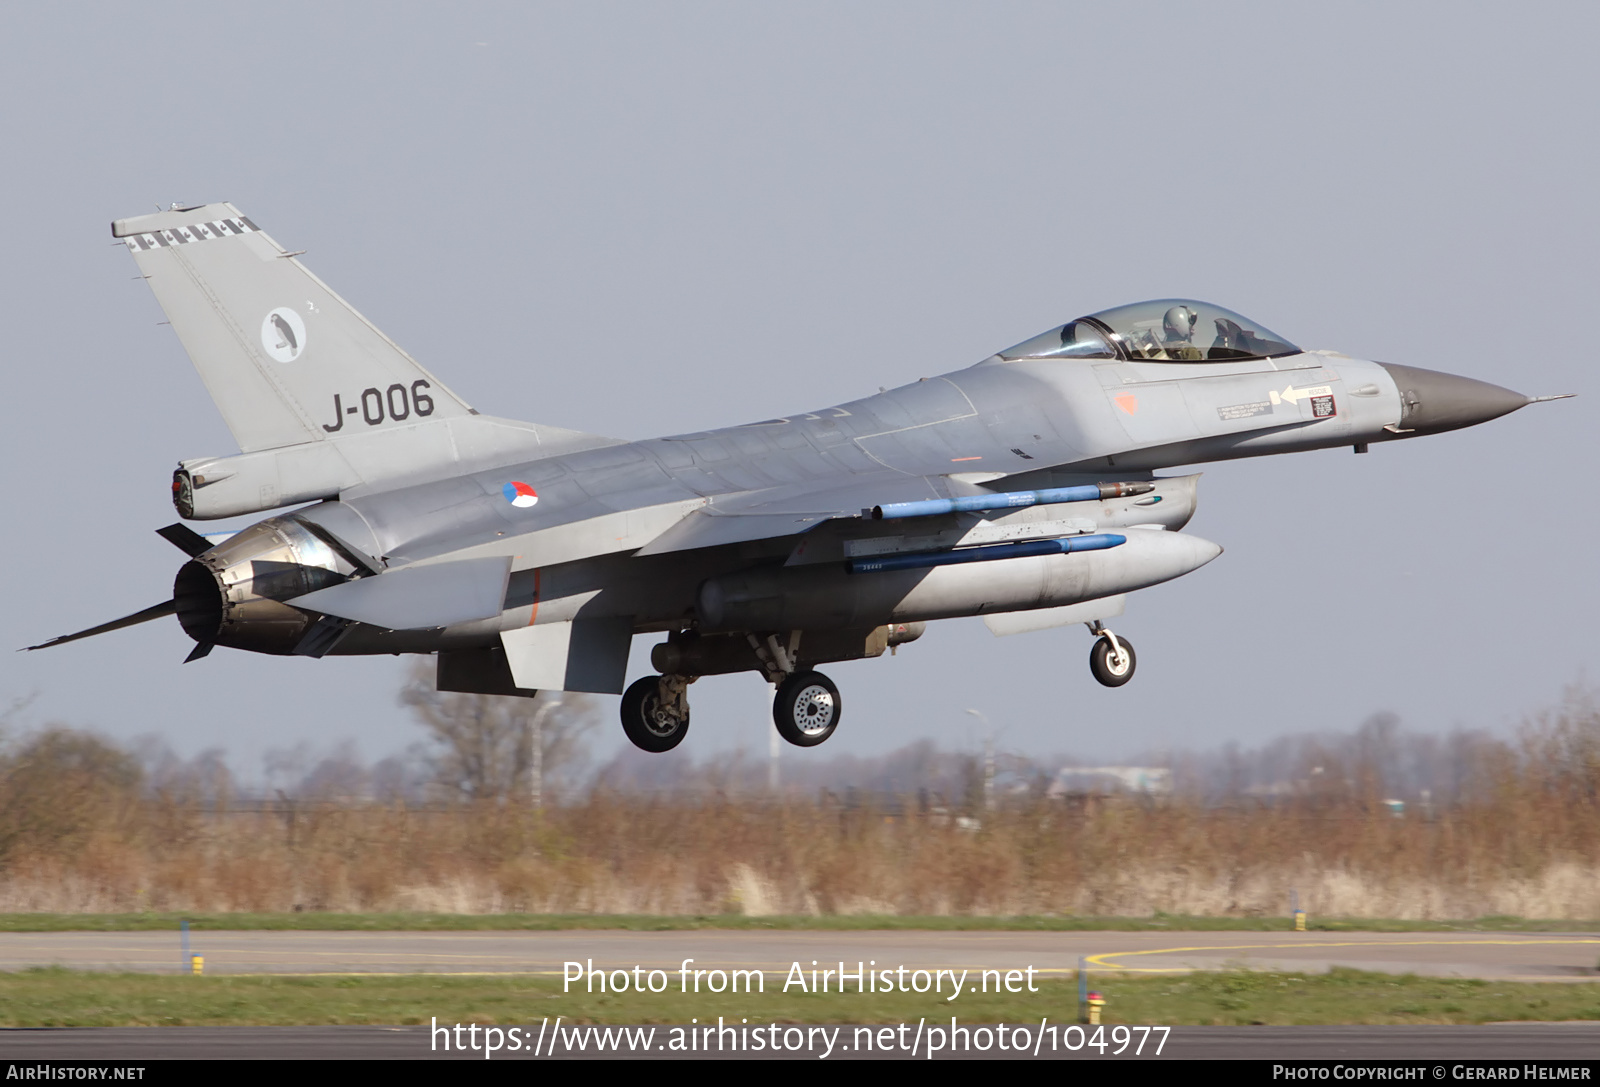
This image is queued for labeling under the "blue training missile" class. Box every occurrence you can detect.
[848,533,1126,574]
[868,482,1154,521]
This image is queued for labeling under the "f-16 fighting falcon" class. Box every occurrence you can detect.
[27,204,1573,752]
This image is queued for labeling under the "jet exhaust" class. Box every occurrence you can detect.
[171,516,356,655]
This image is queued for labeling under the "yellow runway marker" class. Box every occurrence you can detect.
[1086,938,1600,973]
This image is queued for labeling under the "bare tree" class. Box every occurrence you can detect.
[401,662,599,804]
[0,727,142,860]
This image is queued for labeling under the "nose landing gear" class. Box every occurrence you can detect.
[1086,620,1136,687]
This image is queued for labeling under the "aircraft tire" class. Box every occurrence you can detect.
[1089,636,1136,687]
[620,674,690,753]
[773,670,841,747]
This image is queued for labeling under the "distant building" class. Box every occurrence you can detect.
[1047,766,1172,798]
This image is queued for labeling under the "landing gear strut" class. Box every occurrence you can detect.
[620,673,693,752]
[1086,621,1136,687]
[752,631,842,747]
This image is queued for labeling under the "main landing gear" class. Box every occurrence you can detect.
[620,673,692,753]
[619,666,845,753]
[619,631,846,753]
[751,631,842,748]
[772,670,840,747]
[1086,620,1136,688]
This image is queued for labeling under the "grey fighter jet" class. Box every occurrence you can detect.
[27,204,1572,752]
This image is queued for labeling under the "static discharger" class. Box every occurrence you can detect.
[868,482,1155,521]
[847,533,1126,575]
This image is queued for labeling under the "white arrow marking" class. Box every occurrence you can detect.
[1268,384,1332,406]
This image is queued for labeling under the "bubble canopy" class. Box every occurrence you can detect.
[999,299,1299,363]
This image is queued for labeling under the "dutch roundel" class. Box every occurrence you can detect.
[502,481,539,508]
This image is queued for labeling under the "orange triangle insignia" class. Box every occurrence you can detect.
[1113,393,1139,415]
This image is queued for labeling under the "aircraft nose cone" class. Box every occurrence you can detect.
[1378,362,1530,436]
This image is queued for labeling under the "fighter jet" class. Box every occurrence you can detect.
[27,204,1572,752]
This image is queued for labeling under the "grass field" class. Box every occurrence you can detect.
[4,698,1600,924]
[0,912,1597,932]
[1,967,1596,1028]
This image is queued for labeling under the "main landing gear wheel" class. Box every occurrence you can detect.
[1089,635,1136,688]
[620,674,690,753]
[773,670,841,747]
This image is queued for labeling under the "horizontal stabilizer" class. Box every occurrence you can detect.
[24,600,176,651]
[288,557,511,630]
[984,595,1125,637]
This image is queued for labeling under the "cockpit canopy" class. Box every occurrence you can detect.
[999,299,1298,363]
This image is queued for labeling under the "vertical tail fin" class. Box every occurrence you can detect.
[115,203,474,453]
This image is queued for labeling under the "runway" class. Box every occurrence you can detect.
[3,930,1598,1059]
[1,1023,1598,1060]
[2,928,1599,981]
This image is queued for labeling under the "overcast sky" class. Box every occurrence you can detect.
[3,2,1595,777]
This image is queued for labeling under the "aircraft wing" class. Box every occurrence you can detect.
[632,473,956,557]
[632,467,1168,558]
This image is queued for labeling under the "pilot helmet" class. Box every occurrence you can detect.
[1163,304,1198,342]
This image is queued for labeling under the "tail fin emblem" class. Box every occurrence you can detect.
[260,308,307,362]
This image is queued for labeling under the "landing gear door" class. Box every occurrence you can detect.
[501,617,633,694]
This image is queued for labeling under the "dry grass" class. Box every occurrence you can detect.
[0,789,1596,919]
[4,694,1600,919]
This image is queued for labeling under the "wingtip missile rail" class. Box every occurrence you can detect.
[867,482,1155,521]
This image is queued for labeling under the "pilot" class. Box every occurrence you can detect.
[1160,305,1203,361]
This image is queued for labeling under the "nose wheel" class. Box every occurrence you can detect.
[620,673,692,752]
[773,670,841,747]
[1087,623,1136,687]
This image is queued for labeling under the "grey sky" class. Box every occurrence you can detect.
[3,2,1594,775]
